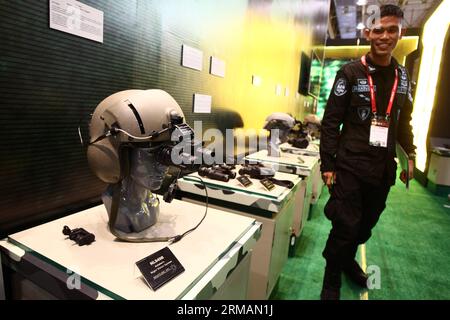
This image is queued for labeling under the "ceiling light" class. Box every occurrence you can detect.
[356,0,367,5]
[357,22,365,29]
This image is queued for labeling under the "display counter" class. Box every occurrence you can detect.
[0,200,261,300]
[245,150,320,222]
[280,142,320,157]
[178,166,301,299]
[279,143,324,205]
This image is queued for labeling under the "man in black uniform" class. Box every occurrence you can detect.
[319,5,416,300]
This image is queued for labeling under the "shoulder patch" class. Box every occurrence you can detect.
[398,66,408,81]
[334,78,348,96]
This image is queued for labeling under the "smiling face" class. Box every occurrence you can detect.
[364,15,404,58]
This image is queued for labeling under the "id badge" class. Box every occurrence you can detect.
[369,117,389,148]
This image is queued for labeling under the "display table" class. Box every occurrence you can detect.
[245,150,320,224]
[0,200,261,300]
[279,143,324,205]
[245,150,318,177]
[280,142,320,157]
[178,166,301,299]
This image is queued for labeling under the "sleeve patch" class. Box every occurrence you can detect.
[334,78,348,96]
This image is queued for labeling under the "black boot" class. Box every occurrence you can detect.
[343,260,368,289]
[320,264,342,300]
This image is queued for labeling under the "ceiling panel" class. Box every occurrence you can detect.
[333,0,443,39]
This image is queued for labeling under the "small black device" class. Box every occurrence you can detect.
[163,181,178,203]
[240,164,294,189]
[211,164,237,179]
[237,176,253,188]
[239,165,276,180]
[213,164,236,171]
[63,226,95,246]
[198,164,237,182]
[154,123,215,173]
[198,166,230,182]
[289,137,309,149]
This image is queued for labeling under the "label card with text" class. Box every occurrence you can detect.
[369,118,389,148]
[136,247,185,291]
[49,0,104,43]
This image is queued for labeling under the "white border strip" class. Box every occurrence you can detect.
[360,244,369,300]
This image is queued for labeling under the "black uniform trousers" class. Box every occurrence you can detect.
[322,169,391,267]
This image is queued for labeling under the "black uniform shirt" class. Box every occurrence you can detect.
[365,55,396,179]
[320,55,416,186]
[367,55,396,117]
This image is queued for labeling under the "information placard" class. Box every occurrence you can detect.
[193,94,212,114]
[210,56,226,78]
[49,0,104,43]
[182,45,203,71]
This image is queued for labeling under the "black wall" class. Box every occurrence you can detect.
[0,0,330,236]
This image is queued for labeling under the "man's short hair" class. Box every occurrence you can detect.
[380,4,404,19]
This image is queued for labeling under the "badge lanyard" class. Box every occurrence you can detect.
[361,55,399,119]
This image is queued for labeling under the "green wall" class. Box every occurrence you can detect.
[317,59,349,119]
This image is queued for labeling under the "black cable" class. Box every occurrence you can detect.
[108,170,209,244]
[170,175,209,245]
